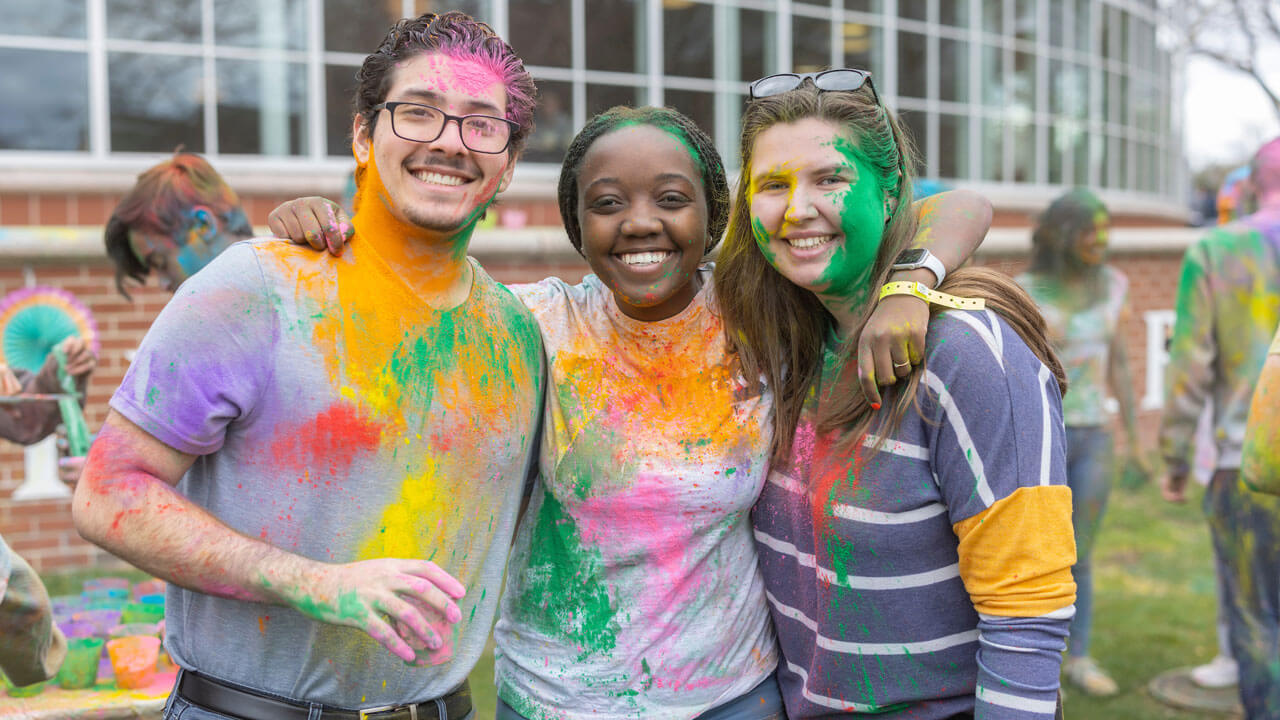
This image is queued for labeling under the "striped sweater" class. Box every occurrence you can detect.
[753,309,1077,719]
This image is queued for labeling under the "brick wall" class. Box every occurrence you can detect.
[0,230,1190,574]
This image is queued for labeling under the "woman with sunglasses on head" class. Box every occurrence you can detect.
[1015,189,1146,698]
[716,70,1075,719]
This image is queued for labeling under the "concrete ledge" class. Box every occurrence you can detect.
[0,225,585,263]
[977,226,1206,257]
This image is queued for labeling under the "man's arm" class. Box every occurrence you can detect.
[1242,352,1280,493]
[857,189,993,405]
[74,411,465,664]
[1158,242,1216,502]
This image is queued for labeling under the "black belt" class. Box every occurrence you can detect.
[177,670,472,720]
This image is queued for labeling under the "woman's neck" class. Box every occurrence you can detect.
[350,156,479,308]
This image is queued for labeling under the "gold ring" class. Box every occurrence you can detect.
[893,360,911,368]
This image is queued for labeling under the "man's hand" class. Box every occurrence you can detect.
[56,337,96,377]
[278,558,466,664]
[1160,465,1190,503]
[0,365,19,396]
[267,197,353,256]
[858,293,928,409]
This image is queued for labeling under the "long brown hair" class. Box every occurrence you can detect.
[715,83,1064,464]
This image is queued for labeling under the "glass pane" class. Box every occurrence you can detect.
[982,0,1003,35]
[1077,126,1093,185]
[107,0,200,42]
[899,110,927,174]
[736,8,774,83]
[899,0,927,21]
[897,31,927,99]
[664,89,715,148]
[1074,0,1091,52]
[1012,120,1033,182]
[1013,50,1035,109]
[524,79,573,164]
[586,0,644,73]
[108,52,205,152]
[981,44,1003,107]
[845,0,882,12]
[409,0,485,21]
[0,49,88,150]
[509,0,571,67]
[940,0,969,26]
[1048,123,1065,184]
[217,59,308,155]
[792,15,830,73]
[1101,5,1118,60]
[665,2,713,78]
[939,38,968,103]
[982,117,1003,181]
[1049,0,1066,46]
[938,113,968,179]
[324,0,400,54]
[842,22,880,78]
[326,63,358,156]
[215,0,308,50]
[585,83,643,118]
[1050,60,1087,119]
[1013,0,1034,42]
[0,0,86,38]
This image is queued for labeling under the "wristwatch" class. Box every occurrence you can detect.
[890,248,946,287]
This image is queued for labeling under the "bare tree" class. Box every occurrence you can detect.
[1161,0,1280,123]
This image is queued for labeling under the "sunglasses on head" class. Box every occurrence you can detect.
[748,68,880,104]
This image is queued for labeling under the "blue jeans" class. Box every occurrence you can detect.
[162,670,476,720]
[496,673,785,720]
[1205,470,1280,719]
[1064,425,1112,658]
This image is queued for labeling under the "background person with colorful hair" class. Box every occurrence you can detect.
[714,72,1075,719]
[103,152,253,298]
[1014,188,1144,697]
[1159,135,1280,719]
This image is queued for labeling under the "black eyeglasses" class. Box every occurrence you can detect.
[373,101,518,154]
[748,68,880,105]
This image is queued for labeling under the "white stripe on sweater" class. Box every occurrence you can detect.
[768,590,979,654]
[754,529,961,590]
[925,369,996,507]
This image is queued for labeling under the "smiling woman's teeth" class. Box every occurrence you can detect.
[788,235,834,249]
[619,251,672,266]
[413,170,464,186]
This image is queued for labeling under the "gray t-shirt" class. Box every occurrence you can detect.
[110,240,543,707]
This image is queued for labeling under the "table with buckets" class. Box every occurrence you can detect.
[2,577,176,718]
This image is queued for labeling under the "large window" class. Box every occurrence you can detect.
[0,0,1178,200]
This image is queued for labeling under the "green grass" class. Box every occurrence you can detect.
[42,480,1227,718]
[1062,479,1231,719]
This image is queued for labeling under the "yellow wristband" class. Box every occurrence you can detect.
[879,281,986,310]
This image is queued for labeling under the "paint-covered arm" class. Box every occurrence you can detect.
[0,534,67,686]
[73,411,464,663]
[269,197,353,256]
[1158,242,1216,501]
[1242,347,1280,494]
[857,190,993,406]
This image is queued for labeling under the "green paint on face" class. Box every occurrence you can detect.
[751,216,776,264]
[517,490,619,659]
[817,135,887,308]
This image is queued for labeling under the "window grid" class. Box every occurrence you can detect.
[0,0,1178,200]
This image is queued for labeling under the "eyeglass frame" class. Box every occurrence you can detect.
[371,101,519,154]
[747,68,880,106]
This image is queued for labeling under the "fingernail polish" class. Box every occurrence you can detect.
[871,402,881,410]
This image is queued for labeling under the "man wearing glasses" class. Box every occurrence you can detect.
[73,12,543,720]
